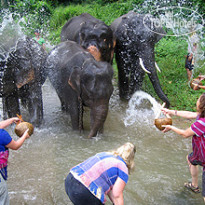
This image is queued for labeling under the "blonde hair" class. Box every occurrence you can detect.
[110,142,136,174]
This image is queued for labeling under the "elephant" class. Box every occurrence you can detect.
[44,40,114,138]
[60,13,115,63]
[0,37,47,126]
[110,11,170,107]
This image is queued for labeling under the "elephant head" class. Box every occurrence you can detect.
[1,37,47,125]
[60,13,115,63]
[45,41,114,138]
[111,11,170,107]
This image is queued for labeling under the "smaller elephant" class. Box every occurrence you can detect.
[60,13,115,63]
[45,40,114,138]
[0,37,47,126]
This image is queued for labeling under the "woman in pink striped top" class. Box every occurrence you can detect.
[162,93,205,203]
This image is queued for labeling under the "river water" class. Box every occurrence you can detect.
[1,79,203,205]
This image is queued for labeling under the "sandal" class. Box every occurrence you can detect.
[184,182,201,193]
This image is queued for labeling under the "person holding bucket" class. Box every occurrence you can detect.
[161,93,205,203]
[65,142,136,205]
[0,117,30,204]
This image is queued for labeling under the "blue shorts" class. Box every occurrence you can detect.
[188,152,203,166]
[185,53,194,71]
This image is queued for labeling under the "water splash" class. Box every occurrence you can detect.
[0,10,26,60]
[124,91,163,127]
[133,0,205,73]
[0,9,54,57]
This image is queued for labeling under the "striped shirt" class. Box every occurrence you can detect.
[191,117,205,165]
[70,152,128,203]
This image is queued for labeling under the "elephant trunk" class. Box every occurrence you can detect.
[140,48,170,108]
[88,102,109,138]
[148,71,170,108]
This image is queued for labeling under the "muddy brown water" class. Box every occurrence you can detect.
[1,79,204,205]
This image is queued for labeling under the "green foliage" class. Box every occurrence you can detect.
[48,1,137,43]
[0,0,53,37]
[1,0,204,111]
[143,36,205,111]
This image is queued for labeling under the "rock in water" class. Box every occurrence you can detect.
[15,122,34,137]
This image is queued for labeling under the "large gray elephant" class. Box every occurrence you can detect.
[44,40,114,138]
[111,11,170,107]
[60,13,115,63]
[0,37,47,126]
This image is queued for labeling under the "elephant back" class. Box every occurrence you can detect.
[61,13,105,42]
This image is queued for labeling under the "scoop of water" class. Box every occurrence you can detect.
[0,11,26,59]
[124,90,163,126]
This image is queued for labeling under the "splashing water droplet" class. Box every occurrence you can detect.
[124,90,162,127]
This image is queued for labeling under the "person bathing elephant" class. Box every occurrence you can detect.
[0,37,47,126]
[60,13,115,63]
[44,40,114,138]
[110,11,170,107]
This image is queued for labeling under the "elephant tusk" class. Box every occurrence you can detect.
[155,62,161,72]
[139,58,151,74]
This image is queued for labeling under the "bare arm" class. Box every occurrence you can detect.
[6,129,30,150]
[42,43,46,50]
[108,177,126,205]
[197,85,205,90]
[0,117,20,129]
[161,108,197,119]
[162,125,195,138]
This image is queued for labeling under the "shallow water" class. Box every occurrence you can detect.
[2,79,204,205]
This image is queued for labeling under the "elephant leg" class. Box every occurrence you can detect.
[24,85,43,126]
[60,97,69,113]
[69,98,82,131]
[55,86,83,131]
[3,95,20,118]
[2,97,8,119]
[116,52,131,100]
[129,62,145,96]
[28,96,43,126]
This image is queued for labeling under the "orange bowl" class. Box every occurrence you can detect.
[14,122,34,137]
[190,79,202,90]
[154,118,172,131]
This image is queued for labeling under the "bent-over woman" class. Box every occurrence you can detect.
[65,142,136,205]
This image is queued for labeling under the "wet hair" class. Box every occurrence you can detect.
[110,142,136,174]
[35,29,40,34]
[198,93,205,118]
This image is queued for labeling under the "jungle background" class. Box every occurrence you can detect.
[0,0,205,111]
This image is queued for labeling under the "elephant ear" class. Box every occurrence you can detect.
[68,67,81,96]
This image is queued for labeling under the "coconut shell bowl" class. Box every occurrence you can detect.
[154,102,172,131]
[154,118,172,131]
[14,114,34,137]
[190,78,203,90]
